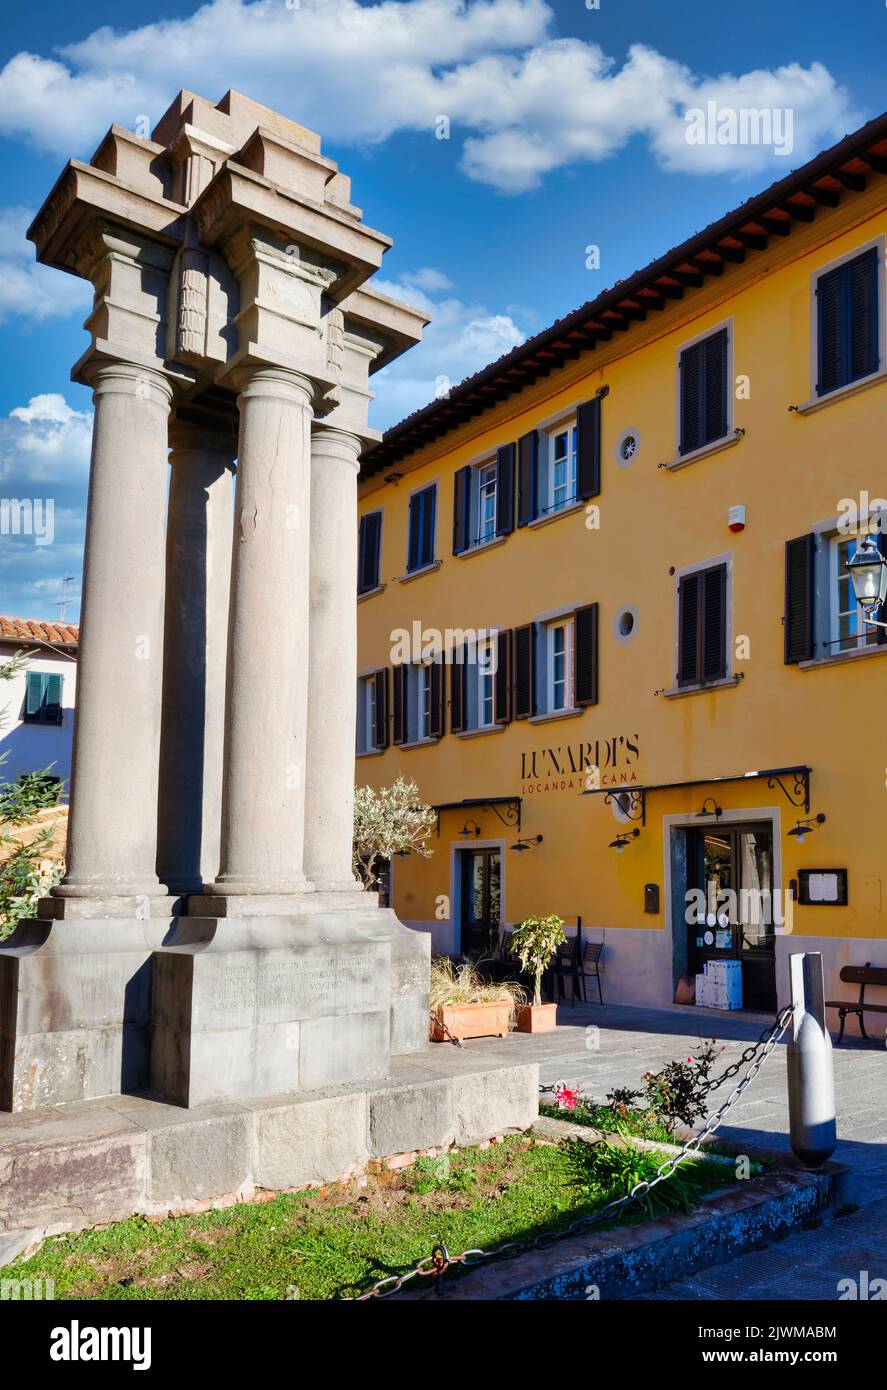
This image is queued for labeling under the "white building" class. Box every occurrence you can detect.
[0,617,78,795]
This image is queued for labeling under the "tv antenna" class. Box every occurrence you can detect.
[56,576,76,624]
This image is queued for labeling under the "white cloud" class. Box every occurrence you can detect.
[0,205,92,323]
[0,2,859,193]
[1,394,93,483]
[370,271,525,426]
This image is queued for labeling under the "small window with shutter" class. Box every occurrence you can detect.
[357,672,387,753]
[406,484,437,573]
[816,245,880,397]
[357,510,382,595]
[677,563,729,687]
[23,670,64,726]
[679,326,730,456]
[453,454,511,555]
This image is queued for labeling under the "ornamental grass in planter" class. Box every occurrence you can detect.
[509,914,566,1033]
[430,958,525,1041]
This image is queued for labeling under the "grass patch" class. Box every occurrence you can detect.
[539,1098,678,1144]
[1,1136,734,1301]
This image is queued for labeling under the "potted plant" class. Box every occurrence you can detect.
[429,958,525,1042]
[509,914,566,1032]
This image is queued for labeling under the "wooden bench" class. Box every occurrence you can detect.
[826,963,887,1043]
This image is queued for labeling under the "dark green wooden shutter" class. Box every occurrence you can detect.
[701,565,727,681]
[25,670,45,717]
[373,669,389,748]
[407,493,421,572]
[849,248,879,382]
[428,660,445,737]
[392,665,406,745]
[817,266,844,396]
[450,650,467,733]
[574,603,599,706]
[679,342,705,455]
[512,623,535,719]
[677,572,701,685]
[784,534,815,664]
[704,329,728,445]
[43,673,63,724]
[358,512,381,593]
[576,398,601,500]
[452,466,471,555]
[517,431,538,527]
[494,629,511,723]
[495,444,515,536]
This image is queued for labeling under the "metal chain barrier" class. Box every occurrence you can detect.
[350,1005,793,1300]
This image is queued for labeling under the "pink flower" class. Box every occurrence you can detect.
[687,1056,696,1064]
[555,1084,580,1111]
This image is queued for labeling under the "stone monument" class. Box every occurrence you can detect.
[0,89,431,1112]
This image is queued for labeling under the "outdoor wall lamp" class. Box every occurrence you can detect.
[845,533,887,624]
[459,819,482,838]
[609,828,641,853]
[696,797,723,819]
[510,835,543,853]
[787,813,826,845]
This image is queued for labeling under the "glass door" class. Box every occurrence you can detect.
[460,848,501,957]
[687,823,776,1011]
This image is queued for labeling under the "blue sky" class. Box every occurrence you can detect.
[1,0,884,621]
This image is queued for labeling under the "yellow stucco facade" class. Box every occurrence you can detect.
[356,160,887,1027]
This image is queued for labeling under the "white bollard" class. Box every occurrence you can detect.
[787,952,837,1167]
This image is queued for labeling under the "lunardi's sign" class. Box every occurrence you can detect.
[520,735,640,795]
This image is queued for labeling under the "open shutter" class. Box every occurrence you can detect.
[421,487,436,567]
[849,247,879,382]
[452,466,472,555]
[24,670,45,717]
[407,493,421,572]
[574,603,599,706]
[517,431,538,527]
[449,651,467,733]
[373,669,389,749]
[701,564,727,681]
[576,398,601,500]
[43,673,63,724]
[677,572,700,685]
[679,342,705,455]
[817,266,844,395]
[494,629,512,723]
[392,665,407,745]
[495,444,515,536]
[704,329,728,444]
[512,623,536,719]
[358,512,381,593]
[784,533,815,664]
[428,660,445,737]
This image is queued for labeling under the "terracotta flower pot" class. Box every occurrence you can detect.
[517,1002,558,1033]
[432,1001,511,1042]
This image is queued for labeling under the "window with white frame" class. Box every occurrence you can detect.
[356,674,378,753]
[548,424,577,514]
[475,637,497,729]
[544,617,574,713]
[829,535,878,653]
[418,662,433,739]
[477,461,498,545]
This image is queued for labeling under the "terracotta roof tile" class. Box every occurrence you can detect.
[0,616,79,649]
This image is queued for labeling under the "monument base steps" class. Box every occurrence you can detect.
[0,1057,539,1244]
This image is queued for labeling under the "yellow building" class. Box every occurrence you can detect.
[355,113,887,1028]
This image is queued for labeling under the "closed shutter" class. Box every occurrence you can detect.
[358,512,381,594]
[512,623,536,719]
[784,533,816,664]
[392,665,407,745]
[420,487,436,567]
[428,660,446,736]
[701,564,727,681]
[704,329,728,445]
[407,492,421,572]
[677,571,701,685]
[576,398,601,500]
[817,265,844,395]
[679,342,705,455]
[496,444,515,536]
[43,673,63,724]
[373,669,389,749]
[517,431,538,527]
[25,670,45,717]
[452,466,472,555]
[574,603,599,706]
[849,247,879,382]
[494,629,512,723]
[450,650,467,733]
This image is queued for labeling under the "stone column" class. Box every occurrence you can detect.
[303,425,363,890]
[54,362,174,904]
[156,420,236,894]
[212,367,315,898]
